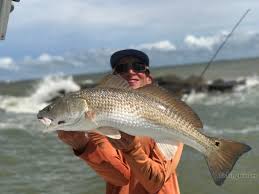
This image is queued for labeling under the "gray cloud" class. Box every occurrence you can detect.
[2,0,258,60]
[11,1,258,31]
[0,57,18,70]
[131,40,176,51]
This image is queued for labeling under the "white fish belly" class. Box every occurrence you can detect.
[96,111,206,153]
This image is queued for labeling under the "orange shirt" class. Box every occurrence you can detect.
[74,132,183,194]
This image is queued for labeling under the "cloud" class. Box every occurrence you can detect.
[2,29,259,81]
[37,53,64,62]
[230,31,259,47]
[132,40,176,51]
[12,0,159,28]
[23,53,65,64]
[184,31,259,51]
[184,33,225,50]
[12,1,259,32]
[0,57,18,70]
[5,0,259,60]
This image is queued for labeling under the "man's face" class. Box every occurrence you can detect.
[116,56,152,89]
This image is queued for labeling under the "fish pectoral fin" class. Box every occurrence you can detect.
[85,111,97,122]
[154,137,180,160]
[96,126,121,139]
[85,111,96,120]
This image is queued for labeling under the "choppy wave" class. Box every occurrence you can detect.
[0,75,80,113]
[234,75,259,91]
[1,74,259,113]
[203,124,259,135]
[185,75,259,106]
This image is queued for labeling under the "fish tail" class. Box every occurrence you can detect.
[205,137,251,185]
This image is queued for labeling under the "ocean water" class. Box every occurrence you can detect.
[0,59,258,194]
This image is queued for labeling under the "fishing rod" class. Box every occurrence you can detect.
[198,9,251,81]
[181,9,250,101]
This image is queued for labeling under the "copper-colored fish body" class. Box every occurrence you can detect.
[37,74,251,186]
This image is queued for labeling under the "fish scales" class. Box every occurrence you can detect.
[77,88,211,151]
[37,74,251,186]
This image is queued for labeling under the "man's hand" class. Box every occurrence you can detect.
[108,131,136,152]
[57,131,89,152]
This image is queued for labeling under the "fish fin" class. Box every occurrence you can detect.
[96,126,121,139]
[205,137,251,185]
[137,84,203,129]
[154,137,180,160]
[85,110,101,125]
[85,111,96,121]
[96,74,132,90]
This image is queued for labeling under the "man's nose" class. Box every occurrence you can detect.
[127,68,135,74]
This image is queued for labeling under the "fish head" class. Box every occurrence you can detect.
[37,95,89,131]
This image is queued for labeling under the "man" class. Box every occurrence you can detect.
[58,49,183,194]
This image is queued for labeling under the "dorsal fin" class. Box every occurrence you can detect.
[96,74,132,90]
[137,84,203,129]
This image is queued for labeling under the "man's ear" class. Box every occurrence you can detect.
[147,74,153,83]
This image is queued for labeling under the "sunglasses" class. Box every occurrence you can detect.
[113,62,149,74]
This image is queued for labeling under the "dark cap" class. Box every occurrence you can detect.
[110,49,149,69]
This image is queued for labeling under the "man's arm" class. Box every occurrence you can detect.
[57,131,130,186]
[109,131,183,193]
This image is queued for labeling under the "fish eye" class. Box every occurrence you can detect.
[44,105,52,112]
[58,121,66,125]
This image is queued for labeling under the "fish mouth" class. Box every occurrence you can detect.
[38,117,52,127]
[37,111,85,132]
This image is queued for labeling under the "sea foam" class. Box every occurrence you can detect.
[185,75,259,106]
[203,124,259,135]
[0,75,80,113]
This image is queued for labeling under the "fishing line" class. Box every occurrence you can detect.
[182,9,251,101]
[199,9,251,80]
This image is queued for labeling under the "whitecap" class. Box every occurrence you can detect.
[203,124,259,135]
[0,75,80,114]
[184,75,259,106]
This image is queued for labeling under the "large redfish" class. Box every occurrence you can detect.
[37,74,251,186]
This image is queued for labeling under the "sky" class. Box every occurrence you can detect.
[0,0,259,81]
